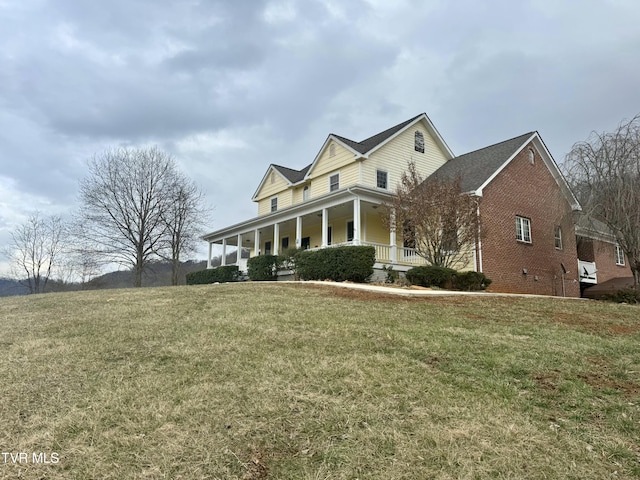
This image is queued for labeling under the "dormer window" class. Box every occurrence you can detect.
[414,131,425,153]
[270,197,278,212]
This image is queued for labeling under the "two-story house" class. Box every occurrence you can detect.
[202,113,632,296]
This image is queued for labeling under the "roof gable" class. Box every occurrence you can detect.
[430,131,581,210]
[251,164,297,201]
[306,113,454,177]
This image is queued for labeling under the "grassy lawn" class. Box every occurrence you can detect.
[0,283,639,479]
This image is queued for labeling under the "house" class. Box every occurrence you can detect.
[202,113,631,297]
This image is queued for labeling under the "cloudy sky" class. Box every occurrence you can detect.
[2,0,640,274]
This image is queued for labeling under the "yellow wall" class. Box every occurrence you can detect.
[362,122,449,192]
[309,163,360,198]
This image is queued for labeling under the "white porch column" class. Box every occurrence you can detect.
[273,223,280,256]
[221,238,227,266]
[390,209,397,264]
[254,229,260,256]
[353,197,361,245]
[236,234,242,264]
[207,242,213,269]
[321,208,328,247]
[295,216,302,248]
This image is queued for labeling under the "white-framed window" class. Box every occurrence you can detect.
[527,148,535,165]
[302,185,310,201]
[414,131,425,153]
[554,225,562,250]
[329,173,340,192]
[615,244,625,266]
[376,169,388,189]
[516,216,531,243]
[270,197,278,212]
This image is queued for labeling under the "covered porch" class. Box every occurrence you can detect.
[203,186,428,273]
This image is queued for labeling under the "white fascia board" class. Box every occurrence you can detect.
[475,132,581,211]
[203,185,393,242]
[251,165,292,201]
[364,113,455,159]
[305,135,365,179]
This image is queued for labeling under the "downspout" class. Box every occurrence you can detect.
[475,196,483,273]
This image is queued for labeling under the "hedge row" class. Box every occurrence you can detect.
[294,246,375,283]
[186,265,239,284]
[405,265,491,291]
[247,255,280,281]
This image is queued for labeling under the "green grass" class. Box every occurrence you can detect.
[0,283,639,479]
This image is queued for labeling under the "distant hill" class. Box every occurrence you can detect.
[0,259,217,297]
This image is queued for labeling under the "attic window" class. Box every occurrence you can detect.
[270,171,276,184]
[329,144,336,157]
[414,131,425,153]
[528,148,535,164]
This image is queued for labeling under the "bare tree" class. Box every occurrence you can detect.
[564,114,640,288]
[157,173,210,285]
[77,147,178,287]
[382,161,479,268]
[4,212,66,294]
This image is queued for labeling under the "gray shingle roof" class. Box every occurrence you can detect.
[332,113,424,154]
[430,132,535,192]
[272,164,311,183]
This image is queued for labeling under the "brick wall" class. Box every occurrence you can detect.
[478,142,581,297]
[577,236,632,284]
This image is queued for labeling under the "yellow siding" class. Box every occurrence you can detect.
[254,169,290,202]
[309,163,359,198]
[308,141,356,179]
[364,212,390,244]
[361,122,449,192]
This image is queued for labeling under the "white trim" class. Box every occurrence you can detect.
[270,196,278,212]
[329,172,340,192]
[516,216,532,243]
[615,244,625,266]
[474,133,581,211]
[251,165,292,201]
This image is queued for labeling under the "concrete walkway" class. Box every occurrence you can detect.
[283,280,585,300]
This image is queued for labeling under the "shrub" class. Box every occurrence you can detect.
[294,246,375,283]
[452,271,492,291]
[247,255,279,281]
[186,265,239,285]
[600,288,640,304]
[405,265,456,288]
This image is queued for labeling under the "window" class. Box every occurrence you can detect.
[264,241,272,255]
[281,237,289,251]
[442,222,458,253]
[414,131,425,153]
[329,173,340,192]
[516,216,531,243]
[527,148,535,165]
[347,221,354,242]
[376,169,388,189]
[301,237,311,250]
[329,144,336,157]
[270,197,278,212]
[270,171,275,184]
[554,225,562,250]
[615,244,625,266]
[403,220,416,249]
[302,185,310,201]
[327,225,333,245]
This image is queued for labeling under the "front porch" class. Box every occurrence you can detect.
[203,186,428,273]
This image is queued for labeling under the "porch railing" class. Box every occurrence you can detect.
[302,241,427,266]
